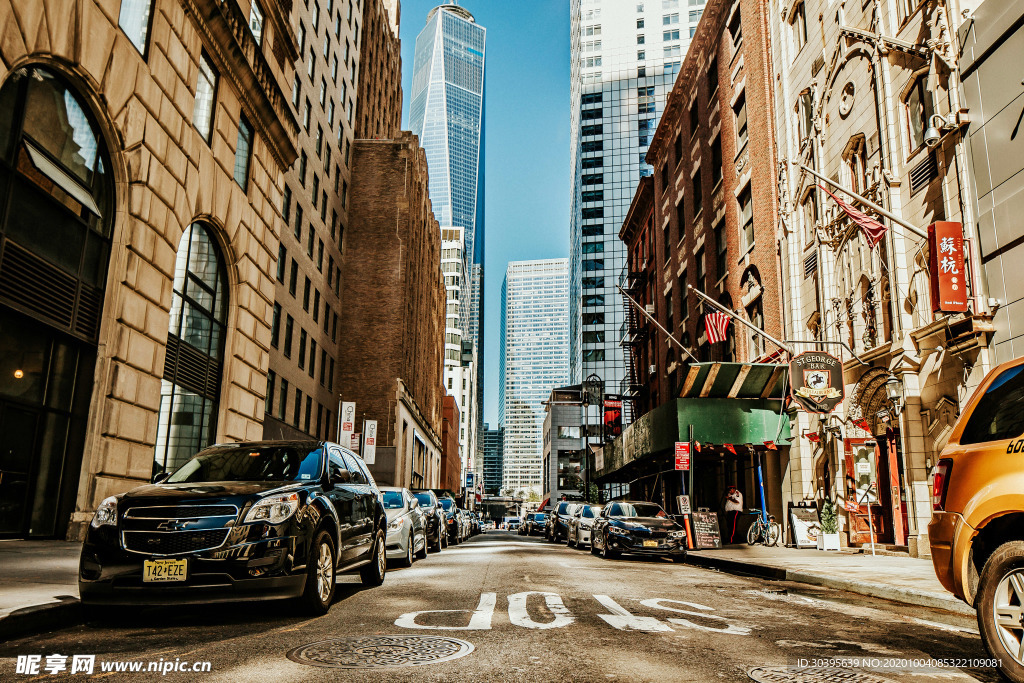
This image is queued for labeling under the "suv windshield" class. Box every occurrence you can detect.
[610,502,666,518]
[166,445,323,483]
[381,491,405,509]
[413,492,433,507]
[439,499,454,511]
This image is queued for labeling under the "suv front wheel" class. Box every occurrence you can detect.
[360,532,387,586]
[976,540,1024,682]
[298,530,336,615]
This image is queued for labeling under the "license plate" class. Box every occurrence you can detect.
[143,558,187,583]
[643,540,658,548]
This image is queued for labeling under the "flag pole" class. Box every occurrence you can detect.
[617,285,699,363]
[790,161,928,240]
[687,285,794,356]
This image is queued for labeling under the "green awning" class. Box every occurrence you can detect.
[677,362,788,399]
[596,396,791,480]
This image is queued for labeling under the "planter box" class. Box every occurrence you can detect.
[817,533,841,551]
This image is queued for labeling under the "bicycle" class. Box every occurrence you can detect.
[747,508,781,546]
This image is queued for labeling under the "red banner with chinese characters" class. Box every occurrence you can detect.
[928,222,968,313]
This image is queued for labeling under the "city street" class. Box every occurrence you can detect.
[0,531,1000,682]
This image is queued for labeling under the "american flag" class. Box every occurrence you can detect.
[704,311,731,344]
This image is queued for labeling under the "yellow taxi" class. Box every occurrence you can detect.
[929,356,1024,682]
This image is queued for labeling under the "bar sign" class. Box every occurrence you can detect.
[928,221,968,313]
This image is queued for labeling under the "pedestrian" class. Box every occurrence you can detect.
[724,485,744,543]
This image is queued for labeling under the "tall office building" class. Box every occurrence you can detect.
[409,1,487,478]
[568,0,705,400]
[499,260,570,496]
[482,423,504,495]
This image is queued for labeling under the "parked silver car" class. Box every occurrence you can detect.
[567,504,602,548]
[380,487,428,567]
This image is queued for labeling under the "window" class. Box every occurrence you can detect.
[692,170,703,216]
[582,276,604,288]
[249,2,264,44]
[284,315,294,357]
[309,339,316,378]
[303,277,311,311]
[289,260,298,296]
[583,313,605,325]
[312,1,320,29]
[581,108,603,120]
[582,93,603,105]
[675,198,685,237]
[582,141,603,153]
[664,45,681,58]
[663,29,680,41]
[583,295,605,307]
[303,99,311,131]
[298,329,307,369]
[582,124,602,136]
[297,23,306,52]
[234,117,253,189]
[708,58,719,95]
[582,207,604,219]
[583,259,604,271]
[738,186,754,249]
[266,371,275,414]
[896,0,922,25]
[192,54,217,142]
[582,173,603,185]
[582,242,604,254]
[582,190,603,202]
[293,388,302,428]
[271,303,281,348]
[904,76,933,152]
[714,219,727,276]
[276,245,286,282]
[665,290,674,331]
[638,50,646,61]
[584,331,606,343]
[711,136,722,185]
[583,24,602,36]
[582,223,602,236]
[960,365,1024,444]
[663,13,680,24]
[637,18,645,28]
[582,56,602,68]
[282,185,292,223]
[294,205,303,239]
[791,1,807,51]
[307,48,315,79]
[637,35,645,45]
[696,248,706,292]
[584,350,606,362]
[797,88,814,141]
[689,99,699,138]
[279,379,288,419]
[746,299,764,358]
[679,272,689,319]
[119,0,154,54]
[728,8,743,48]
[153,224,228,473]
[299,151,307,185]
[734,94,748,150]
[582,157,603,169]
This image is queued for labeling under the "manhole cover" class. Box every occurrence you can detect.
[749,667,894,683]
[287,635,474,669]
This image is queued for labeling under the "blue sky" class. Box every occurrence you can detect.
[398,0,571,426]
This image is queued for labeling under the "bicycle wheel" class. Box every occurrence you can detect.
[766,520,781,547]
[746,521,760,545]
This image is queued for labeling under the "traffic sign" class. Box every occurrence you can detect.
[674,442,690,471]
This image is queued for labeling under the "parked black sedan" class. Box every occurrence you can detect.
[591,501,687,562]
[412,489,447,552]
[78,441,387,616]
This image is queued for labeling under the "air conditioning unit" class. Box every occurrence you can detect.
[648,364,658,376]
[645,304,656,315]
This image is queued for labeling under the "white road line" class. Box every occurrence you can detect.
[393,592,497,630]
[508,592,575,630]
[593,595,674,632]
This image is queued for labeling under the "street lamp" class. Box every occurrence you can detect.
[885,376,904,415]
[582,373,603,503]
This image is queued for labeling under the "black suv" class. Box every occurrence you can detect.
[412,490,446,552]
[546,501,580,542]
[79,441,387,615]
[436,496,460,544]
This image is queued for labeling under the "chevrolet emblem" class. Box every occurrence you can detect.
[156,519,196,531]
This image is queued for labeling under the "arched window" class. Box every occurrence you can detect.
[154,223,228,474]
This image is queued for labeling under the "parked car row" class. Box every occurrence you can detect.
[78,439,482,619]
[538,500,687,563]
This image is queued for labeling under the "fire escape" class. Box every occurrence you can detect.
[618,263,648,427]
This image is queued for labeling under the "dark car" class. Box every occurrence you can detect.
[546,502,580,542]
[591,501,687,562]
[412,490,447,552]
[78,441,387,616]
[437,496,461,544]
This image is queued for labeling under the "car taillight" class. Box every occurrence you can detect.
[931,459,953,511]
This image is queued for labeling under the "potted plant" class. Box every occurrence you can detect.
[817,500,841,551]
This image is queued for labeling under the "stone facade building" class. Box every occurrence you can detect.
[0,0,298,539]
[338,133,445,489]
[773,0,993,555]
[263,0,373,443]
[356,0,401,139]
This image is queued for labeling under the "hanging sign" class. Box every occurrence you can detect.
[676,495,691,515]
[928,221,968,313]
[603,395,623,441]
[789,351,844,413]
[362,420,377,465]
[674,442,691,471]
[340,402,356,451]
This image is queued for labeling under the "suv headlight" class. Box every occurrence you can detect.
[244,492,300,524]
[388,517,406,532]
[609,526,630,536]
[91,496,118,528]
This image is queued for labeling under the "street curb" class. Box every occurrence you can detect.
[685,553,975,617]
[0,599,83,642]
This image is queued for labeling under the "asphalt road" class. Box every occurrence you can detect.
[0,530,1003,682]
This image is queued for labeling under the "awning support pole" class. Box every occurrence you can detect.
[687,285,795,356]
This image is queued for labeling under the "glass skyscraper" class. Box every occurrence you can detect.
[568,0,704,400]
[499,259,570,496]
[409,2,487,481]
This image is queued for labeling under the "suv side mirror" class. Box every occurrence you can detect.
[330,468,352,484]
[153,472,169,484]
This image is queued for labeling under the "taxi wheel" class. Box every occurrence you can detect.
[976,541,1024,683]
[298,530,336,615]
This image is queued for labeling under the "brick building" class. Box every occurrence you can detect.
[440,394,461,493]
[355,0,402,139]
[338,133,445,489]
[0,0,298,538]
[264,0,380,443]
[604,0,792,527]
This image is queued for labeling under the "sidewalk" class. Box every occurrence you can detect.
[686,544,976,617]
[0,540,82,641]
